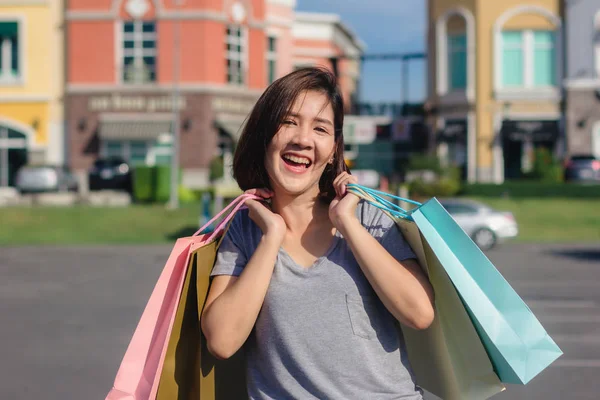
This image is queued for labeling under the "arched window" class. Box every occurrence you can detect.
[494,6,561,96]
[436,7,475,100]
[447,15,467,91]
[0,18,22,84]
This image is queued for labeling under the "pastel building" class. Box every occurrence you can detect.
[428,0,563,183]
[65,0,363,189]
[292,12,365,113]
[563,0,600,159]
[0,0,65,186]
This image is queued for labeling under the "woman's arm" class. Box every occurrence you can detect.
[201,233,282,359]
[329,173,434,330]
[336,218,434,330]
[201,190,286,359]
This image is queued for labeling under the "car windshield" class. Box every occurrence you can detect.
[570,155,595,161]
[94,158,124,168]
[20,166,55,173]
[442,201,494,214]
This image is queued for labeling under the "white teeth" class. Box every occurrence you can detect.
[283,154,311,165]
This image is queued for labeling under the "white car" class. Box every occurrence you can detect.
[439,199,518,250]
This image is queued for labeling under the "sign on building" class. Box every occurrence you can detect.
[343,116,390,144]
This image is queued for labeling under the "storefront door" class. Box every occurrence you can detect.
[0,126,28,187]
[501,120,559,180]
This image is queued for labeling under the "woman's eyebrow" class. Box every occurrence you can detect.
[314,117,333,127]
[286,112,333,127]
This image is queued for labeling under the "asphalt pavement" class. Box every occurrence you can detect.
[1,242,599,399]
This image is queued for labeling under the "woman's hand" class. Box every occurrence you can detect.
[329,172,360,233]
[244,189,286,244]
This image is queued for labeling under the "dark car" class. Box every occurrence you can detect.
[564,154,600,183]
[15,165,79,193]
[89,157,132,192]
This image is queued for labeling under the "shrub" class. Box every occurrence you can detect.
[461,182,600,198]
[527,147,564,183]
[210,157,224,182]
[409,177,461,198]
[406,154,442,174]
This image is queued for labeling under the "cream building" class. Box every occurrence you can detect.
[0,0,65,186]
[428,0,563,183]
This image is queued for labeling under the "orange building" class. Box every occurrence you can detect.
[292,12,365,113]
[65,0,363,189]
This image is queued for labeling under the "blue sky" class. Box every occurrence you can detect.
[296,0,427,104]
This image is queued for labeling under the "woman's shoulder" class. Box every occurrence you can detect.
[356,199,396,234]
[228,208,254,234]
[223,208,263,247]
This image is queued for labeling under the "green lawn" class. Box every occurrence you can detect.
[0,198,598,245]
[0,204,203,245]
[469,197,600,243]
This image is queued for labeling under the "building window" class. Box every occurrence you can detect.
[447,33,467,90]
[102,140,151,165]
[501,31,524,86]
[0,21,20,83]
[226,25,245,84]
[122,21,157,84]
[104,140,124,158]
[533,31,556,86]
[267,36,277,84]
[501,30,556,88]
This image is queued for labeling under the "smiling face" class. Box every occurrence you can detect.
[264,90,337,198]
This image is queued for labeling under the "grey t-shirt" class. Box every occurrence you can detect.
[211,200,423,399]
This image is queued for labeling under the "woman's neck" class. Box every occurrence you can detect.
[271,190,330,234]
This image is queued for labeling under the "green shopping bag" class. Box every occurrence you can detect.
[348,184,563,385]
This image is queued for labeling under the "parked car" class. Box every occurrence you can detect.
[564,154,600,183]
[15,165,79,193]
[89,157,132,192]
[438,199,518,251]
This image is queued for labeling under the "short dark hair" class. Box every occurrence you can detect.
[233,67,348,202]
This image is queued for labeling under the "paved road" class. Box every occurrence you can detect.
[1,243,599,399]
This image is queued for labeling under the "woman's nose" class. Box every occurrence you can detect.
[291,125,312,147]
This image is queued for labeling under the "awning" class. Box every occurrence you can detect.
[99,120,172,140]
[216,117,246,141]
[438,119,467,143]
[501,120,559,142]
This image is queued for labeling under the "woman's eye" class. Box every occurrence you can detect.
[283,120,296,125]
[315,127,329,134]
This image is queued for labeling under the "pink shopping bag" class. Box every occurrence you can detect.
[105,194,258,400]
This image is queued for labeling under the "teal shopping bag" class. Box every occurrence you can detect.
[347,185,563,385]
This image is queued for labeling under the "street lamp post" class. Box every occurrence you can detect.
[168,0,184,210]
[0,127,8,187]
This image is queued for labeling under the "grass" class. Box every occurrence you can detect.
[0,204,203,245]
[0,198,598,245]
[469,197,600,243]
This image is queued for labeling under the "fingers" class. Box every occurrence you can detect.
[244,188,274,200]
[333,172,358,198]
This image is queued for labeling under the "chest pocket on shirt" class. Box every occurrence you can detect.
[345,294,382,340]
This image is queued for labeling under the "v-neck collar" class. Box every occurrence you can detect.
[278,231,341,272]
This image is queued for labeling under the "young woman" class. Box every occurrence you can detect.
[201,67,434,399]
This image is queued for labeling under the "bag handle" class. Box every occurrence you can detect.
[348,184,422,207]
[194,193,261,240]
[347,184,420,221]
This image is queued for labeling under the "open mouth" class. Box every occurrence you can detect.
[281,153,312,169]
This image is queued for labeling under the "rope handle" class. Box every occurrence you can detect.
[346,184,421,221]
[194,193,262,240]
